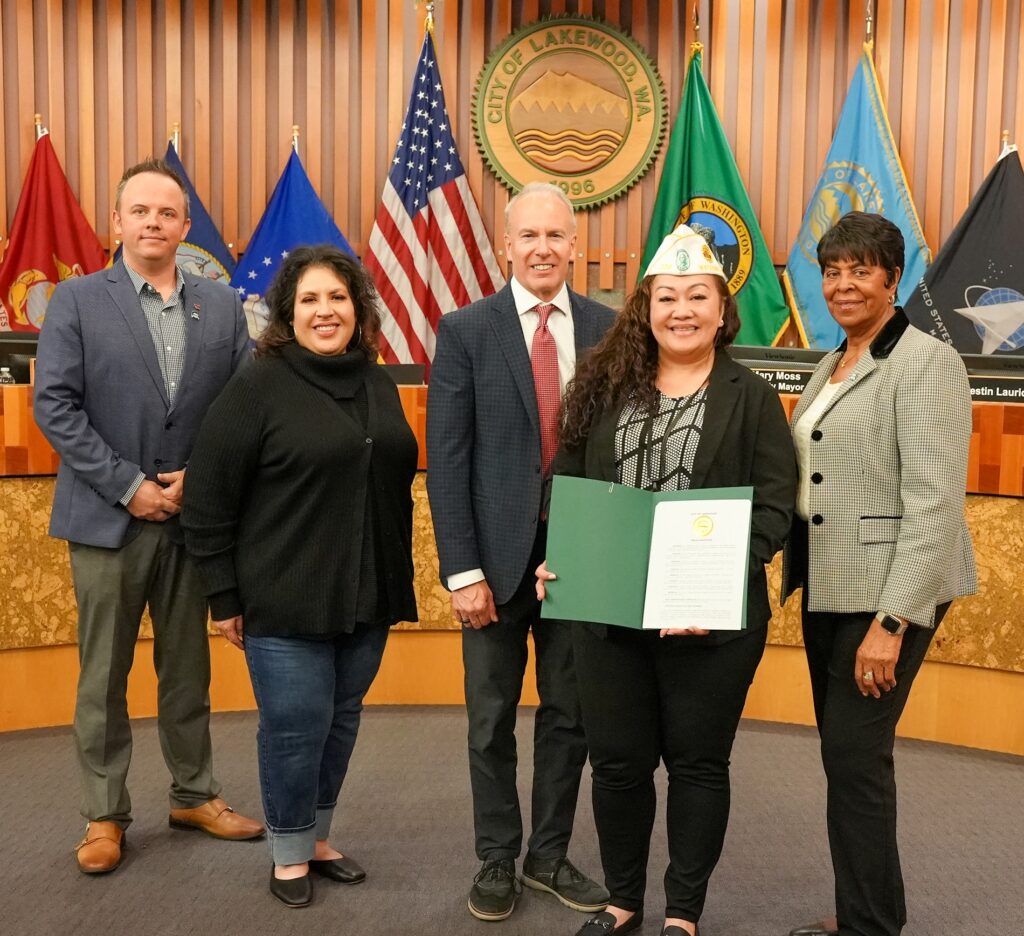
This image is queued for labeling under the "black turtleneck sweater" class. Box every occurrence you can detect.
[181,343,418,637]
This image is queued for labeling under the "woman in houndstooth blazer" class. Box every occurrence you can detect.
[781,212,977,936]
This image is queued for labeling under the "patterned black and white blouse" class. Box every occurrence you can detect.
[614,389,707,492]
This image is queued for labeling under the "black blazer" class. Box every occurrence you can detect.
[426,283,616,605]
[551,350,797,644]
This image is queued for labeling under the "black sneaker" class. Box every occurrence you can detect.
[521,855,609,912]
[468,858,521,921]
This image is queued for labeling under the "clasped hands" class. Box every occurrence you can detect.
[534,561,709,637]
[126,470,185,522]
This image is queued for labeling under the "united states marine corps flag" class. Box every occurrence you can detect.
[0,129,106,332]
[640,44,789,347]
[904,146,1024,355]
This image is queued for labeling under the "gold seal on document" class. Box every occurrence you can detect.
[472,16,667,209]
[692,515,714,538]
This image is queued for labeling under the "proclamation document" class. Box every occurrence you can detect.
[641,497,752,631]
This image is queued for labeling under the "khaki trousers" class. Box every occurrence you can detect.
[69,521,221,826]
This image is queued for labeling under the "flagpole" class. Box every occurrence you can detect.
[865,0,874,45]
[291,125,300,155]
[692,2,702,56]
[421,1,435,34]
[171,121,181,156]
[34,114,48,140]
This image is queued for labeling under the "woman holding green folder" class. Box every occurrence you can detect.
[537,224,796,936]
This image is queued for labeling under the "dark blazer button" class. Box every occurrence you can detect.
[811,514,824,525]
[154,458,163,466]
[365,437,372,444]
[811,429,823,441]
[811,472,823,484]
[165,421,173,429]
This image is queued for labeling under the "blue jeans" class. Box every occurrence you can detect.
[244,623,389,865]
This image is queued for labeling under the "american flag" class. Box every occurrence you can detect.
[366,32,504,377]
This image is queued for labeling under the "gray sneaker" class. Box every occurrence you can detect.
[521,855,609,912]
[468,858,521,921]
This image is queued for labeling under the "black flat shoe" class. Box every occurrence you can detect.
[576,910,644,935]
[789,922,838,936]
[309,855,366,884]
[663,926,698,936]
[269,868,313,907]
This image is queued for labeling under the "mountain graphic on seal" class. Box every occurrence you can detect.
[510,71,628,173]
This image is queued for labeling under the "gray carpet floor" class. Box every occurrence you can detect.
[1,707,1021,936]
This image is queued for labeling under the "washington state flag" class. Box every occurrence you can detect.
[640,43,790,346]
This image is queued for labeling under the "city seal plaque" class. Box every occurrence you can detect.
[473,16,667,209]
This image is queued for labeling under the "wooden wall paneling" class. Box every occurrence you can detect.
[247,0,267,247]
[165,0,183,176]
[874,0,893,101]
[387,0,405,210]
[332,0,350,244]
[760,0,783,263]
[652,0,676,216]
[900,0,921,198]
[14,0,34,186]
[305,0,323,196]
[193,0,212,204]
[44,0,65,167]
[221,0,240,251]
[734,0,755,187]
[922,1,949,250]
[596,1,618,288]
[75,0,96,233]
[1016,5,1024,148]
[490,4,512,270]
[815,3,838,179]
[105,0,124,244]
[785,0,810,251]
[358,0,377,254]
[953,1,980,223]
[624,0,647,287]
[135,0,154,160]
[277,0,296,178]
[465,5,486,262]
[984,0,1008,166]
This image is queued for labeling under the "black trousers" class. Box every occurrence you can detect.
[461,531,588,861]
[573,623,767,921]
[802,596,947,936]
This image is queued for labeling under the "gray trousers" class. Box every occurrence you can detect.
[462,537,588,862]
[69,521,221,827]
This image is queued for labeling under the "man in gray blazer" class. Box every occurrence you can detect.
[34,159,263,875]
[427,183,614,922]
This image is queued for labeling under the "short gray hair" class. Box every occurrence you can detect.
[504,182,576,231]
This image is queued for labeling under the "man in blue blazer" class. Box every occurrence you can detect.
[427,183,615,922]
[34,159,263,875]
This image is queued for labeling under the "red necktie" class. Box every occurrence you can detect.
[531,303,561,477]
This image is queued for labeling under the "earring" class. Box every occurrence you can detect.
[889,293,895,305]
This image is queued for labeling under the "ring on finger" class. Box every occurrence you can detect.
[862,670,875,682]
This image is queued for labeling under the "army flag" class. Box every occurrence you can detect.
[640,44,789,346]
[904,147,1024,354]
[0,132,106,332]
[230,149,355,339]
[784,43,930,350]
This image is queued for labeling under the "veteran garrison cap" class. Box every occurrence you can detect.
[644,223,726,281]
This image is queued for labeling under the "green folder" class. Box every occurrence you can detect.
[541,476,753,630]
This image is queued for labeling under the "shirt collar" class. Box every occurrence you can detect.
[124,260,186,300]
[510,276,571,319]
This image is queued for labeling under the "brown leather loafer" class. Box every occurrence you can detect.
[169,797,265,840]
[75,821,125,874]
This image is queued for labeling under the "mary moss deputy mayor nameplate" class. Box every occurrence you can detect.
[472,16,667,209]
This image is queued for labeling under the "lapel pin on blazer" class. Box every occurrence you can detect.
[192,302,201,320]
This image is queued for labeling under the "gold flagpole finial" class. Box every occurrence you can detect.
[34,113,48,139]
[425,1,435,34]
[292,125,301,154]
[865,0,874,44]
[690,2,704,55]
[170,121,181,155]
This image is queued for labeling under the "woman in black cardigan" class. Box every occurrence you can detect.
[182,246,417,908]
[537,225,796,936]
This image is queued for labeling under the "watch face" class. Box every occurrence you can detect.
[881,615,904,634]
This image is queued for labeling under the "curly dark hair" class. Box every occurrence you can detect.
[817,211,905,288]
[560,274,740,448]
[255,245,380,358]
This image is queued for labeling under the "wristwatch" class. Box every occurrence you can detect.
[876,612,909,637]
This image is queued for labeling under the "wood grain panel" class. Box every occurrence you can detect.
[0,2,7,247]
[0,1,1022,334]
